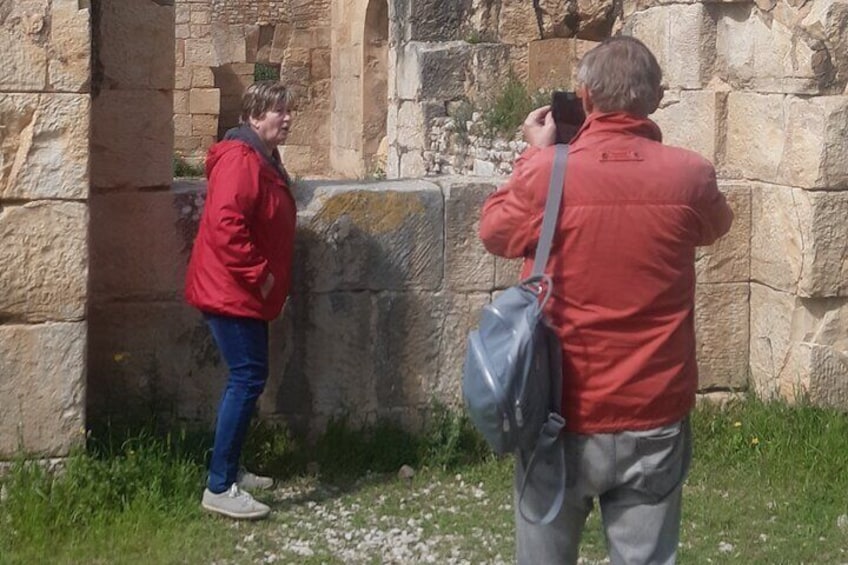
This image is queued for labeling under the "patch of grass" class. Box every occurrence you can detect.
[254,63,281,82]
[3,399,847,563]
[482,75,553,139]
[173,155,205,178]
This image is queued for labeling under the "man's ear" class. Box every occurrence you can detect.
[579,85,594,115]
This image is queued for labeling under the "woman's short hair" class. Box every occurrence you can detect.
[240,81,293,124]
[576,36,663,117]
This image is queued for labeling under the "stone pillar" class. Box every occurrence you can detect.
[87,0,177,425]
[625,0,848,405]
[0,1,91,458]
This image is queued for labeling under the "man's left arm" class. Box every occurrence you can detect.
[693,164,734,246]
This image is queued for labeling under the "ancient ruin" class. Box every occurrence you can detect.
[1,0,846,459]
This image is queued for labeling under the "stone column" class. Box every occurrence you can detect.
[87,0,177,424]
[0,1,91,458]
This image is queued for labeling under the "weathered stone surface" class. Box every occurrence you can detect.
[528,38,598,91]
[535,0,616,40]
[48,1,91,92]
[696,182,751,284]
[87,301,223,425]
[438,177,499,291]
[404,0,467,41]
[0,0,49,91]
[0,202,87,323]
[724,93,848,189]
[750,284,848,408]
[396,42,472,101]
[499,0,541,45]
[293,180,444,293]
[652,90,723,163]
[98,0,175,90]
[0,322,86,457]
[801,0,848,93]
[751,184,848,297]
[91,89,174,190]
[189,88,221,115]
[89,191,193,302]
[716,3,832,94]
[495,256,525,288]
[0,93,89,200]
[622,4,715,89]
[466,44,513,102]
[695,283,750,390]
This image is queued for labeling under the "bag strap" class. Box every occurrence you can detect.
[530,144,569,278]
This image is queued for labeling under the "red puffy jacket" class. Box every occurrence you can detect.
[185,136,297,321]
[480,112,734,434]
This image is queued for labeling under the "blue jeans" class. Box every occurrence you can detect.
[203,312,269,494]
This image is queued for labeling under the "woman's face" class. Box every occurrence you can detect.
[249,103,292,150]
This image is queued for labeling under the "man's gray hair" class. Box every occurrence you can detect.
[576,36,663,117]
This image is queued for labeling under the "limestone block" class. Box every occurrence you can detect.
[98,0,175,90]
[174,113,192,138]
[189,88,221,115]
[91,89,173,190]
[499,0,541,45]
[396,101,426,150]
[495,256,525,288]
[185,38,216,67]
[695,182,752,284]
[622,4,715,89]
[528,38,599,91]
[289,109,330,147]
[467,44,513,102]
[716,4,831,94]
[293,180,444,293]
[781,96,848,190]
[192,114,218,136]
[280,144,313,176]
[695,283,750,390]
[750,284,848,408]
[396,42,471,101]
[801,0,848,93]
[0,323,85,457]
[652,90,723,163]
[176,4,190,25]
[0,93,89,200]
[291,0,331,27]
[48,1,91,92]
[89,191,194,302]
[311,48,332,81]
[751,184,848,297]
[175,66,192,90]
[0,0,48,91]
[723,92,783,182]
[211,23,247,65]
[278,292,378,423]
[192,67,215,88]
[0,202,87,323]
[536,0,616,40]
[173,90,189,114]
[175,39,186,66]
[399,150,427,178]
[438,177,500,291]
[407,0,465,41]
[87,302,223,425]
[429,292,492,406]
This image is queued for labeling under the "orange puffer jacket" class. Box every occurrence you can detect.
[480,112,734,434]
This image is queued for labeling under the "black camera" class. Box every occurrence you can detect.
[550,91,586,144]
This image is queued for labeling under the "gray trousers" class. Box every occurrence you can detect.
[515,418,692,565]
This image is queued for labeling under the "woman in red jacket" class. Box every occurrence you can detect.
[185,81,297,520]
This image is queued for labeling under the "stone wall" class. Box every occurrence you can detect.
[84,176,750,434]
[0,0,91,457]
[174,0,332,177]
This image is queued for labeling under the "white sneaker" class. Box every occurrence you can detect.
[237,468,274,491]
[201,484,270,520]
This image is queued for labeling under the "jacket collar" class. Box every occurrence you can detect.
[571,112,663,145]
[223,124,290,184]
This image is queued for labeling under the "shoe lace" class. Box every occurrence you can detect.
[227,484,256,504]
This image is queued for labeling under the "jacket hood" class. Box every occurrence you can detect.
[205,125,290,184]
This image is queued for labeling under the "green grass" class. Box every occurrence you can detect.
[173,155,205,178]
[482,74,551,139]
[2,398,847,564]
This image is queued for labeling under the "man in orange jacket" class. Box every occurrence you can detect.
[480,37,733,564]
